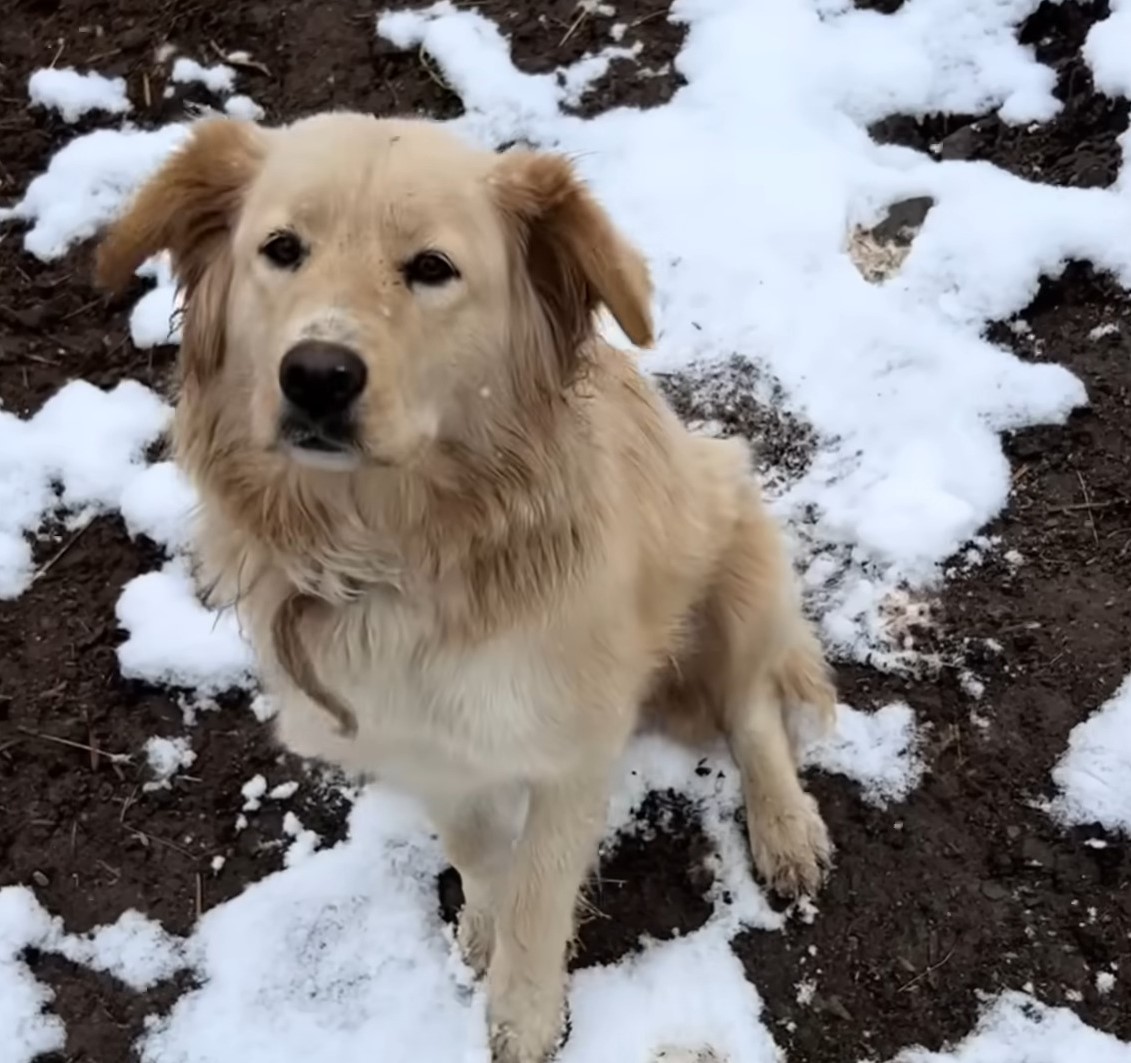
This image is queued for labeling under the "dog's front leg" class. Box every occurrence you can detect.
[428,786,524,976]
[487,767,609,1063]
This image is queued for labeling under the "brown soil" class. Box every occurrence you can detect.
[1,0,1129,1061]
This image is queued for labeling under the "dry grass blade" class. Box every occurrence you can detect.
[17,726,132,765]
[31,521,93,585]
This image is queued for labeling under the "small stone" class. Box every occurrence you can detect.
[981,881,1010,901]
[871,196,934,243]
[938,124,983,161]
[31,870,49,888]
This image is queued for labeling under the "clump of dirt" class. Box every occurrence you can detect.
[656,357,822,489]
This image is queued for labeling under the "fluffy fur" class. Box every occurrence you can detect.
[97,113,837,1063]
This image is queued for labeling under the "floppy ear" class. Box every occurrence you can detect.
[492,151,654,381]
[95,118,266,297]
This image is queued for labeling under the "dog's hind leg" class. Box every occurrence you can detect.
[709,485,837,897]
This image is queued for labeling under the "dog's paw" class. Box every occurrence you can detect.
[746,792,832,898]
[488,979,566,1063]
[490,1014,565,1063]
[457,906,494,977]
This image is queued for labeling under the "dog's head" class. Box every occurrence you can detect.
[97,113,653,476]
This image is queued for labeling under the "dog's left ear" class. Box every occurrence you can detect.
[492,151,654,376]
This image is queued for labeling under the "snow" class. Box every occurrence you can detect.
[130,254,184,349]
[0,380,169,598]
[250,693,279,722]
[58,909,185,990]
[116,559,256,692]
[0,889,184,1060]
[281,812,321,867]
[137,788,489,1063]
[0,888,64,1063]
[1083,0,1131,100]
[0,123,190,260]
[883,991,1131,1062]
[3,0,1131,1059]
[144,735,197,790]
[559,926,780,1063]
[802,703,925,806]
[119,461,197,552]
[1049,673,1131,833]
[224,94,266,120]
[171,57,237,95]
[28,67,132,122]
[241,775,268,811]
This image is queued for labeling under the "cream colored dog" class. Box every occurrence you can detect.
[97,113,836,1063]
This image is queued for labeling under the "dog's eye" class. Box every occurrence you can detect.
[402,251,460,287]
[260,231,307,270]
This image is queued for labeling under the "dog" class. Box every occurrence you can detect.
[96,112,836,1063]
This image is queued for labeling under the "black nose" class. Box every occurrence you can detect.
[279,341,367,419]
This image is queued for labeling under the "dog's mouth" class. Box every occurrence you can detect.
[278,412,361,470]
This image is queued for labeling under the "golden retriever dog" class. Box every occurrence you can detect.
[96,112,836,1063]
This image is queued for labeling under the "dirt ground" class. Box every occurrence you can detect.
[1,0,1129,1060]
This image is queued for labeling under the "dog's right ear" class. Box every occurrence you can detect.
[95,118,266,297]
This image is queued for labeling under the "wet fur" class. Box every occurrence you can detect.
[97,113,837,1063]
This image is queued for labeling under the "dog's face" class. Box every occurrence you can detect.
[97,113,654,475]
[227,117,517,469]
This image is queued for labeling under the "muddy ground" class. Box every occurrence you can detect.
[0,0,1128,1060]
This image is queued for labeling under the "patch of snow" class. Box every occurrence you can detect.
[171,58,237,95]
[559,925,781,1063]
[28,67,131,122]
[241,775,268,812]
[0,380,169,598]
[558,44,640,107]
[119,461,197,553]
[0,888,65,1063]
[143,735,197,791]
[1049,674,1131,833]
[137,788,489,1063]
[130,255,184,349]
[803,703,925,805]
[250,693,279,722]
[224,94,265,120]
[0,123,189,260]
[1084,0,1131,100]
[116,559,256,692]
[884,991,1131,1060]
[269,781,300,801]
[281,812,321,867]
[58,910,185,991]
[211,856,227,875]
[1088,322,1120,340]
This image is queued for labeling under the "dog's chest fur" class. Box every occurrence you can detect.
[262,589,587,799]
